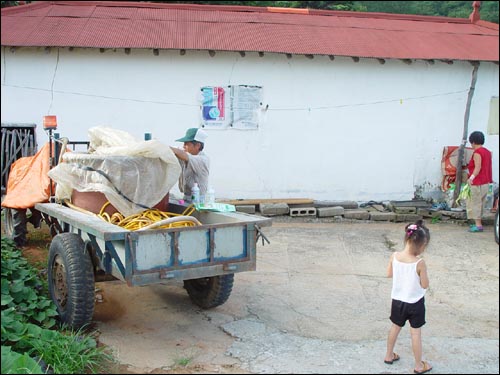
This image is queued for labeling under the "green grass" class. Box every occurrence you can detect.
[175,356,193,367]
[26,225,51,249]
[29,328,114,374]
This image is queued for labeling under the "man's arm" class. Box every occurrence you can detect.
[170,146,189,162]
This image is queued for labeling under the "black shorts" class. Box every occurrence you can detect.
[390,297,426,328]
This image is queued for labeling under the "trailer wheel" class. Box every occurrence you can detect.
[48,233,95,329]
[184,274,234,309]
[3,208,28,247]
[3,207,15,237]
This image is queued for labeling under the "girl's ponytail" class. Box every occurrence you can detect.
[404,220,430,253]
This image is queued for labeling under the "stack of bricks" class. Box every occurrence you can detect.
[233,199,494,224]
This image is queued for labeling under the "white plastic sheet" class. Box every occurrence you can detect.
[48,127,181,216]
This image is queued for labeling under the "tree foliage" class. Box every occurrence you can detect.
[146,1,498,22]
[354,1,498,23]
[145,1,498,22]
[1,1,20,7]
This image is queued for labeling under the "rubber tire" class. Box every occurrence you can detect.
[3,208,28,247]
[184,274,234,309]
[495,209,499,245]
[3,207,15,238]
[48,233,95,329]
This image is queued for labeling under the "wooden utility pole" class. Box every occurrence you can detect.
[452,62,479,207]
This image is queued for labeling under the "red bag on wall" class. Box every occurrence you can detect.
[441,146,474,191]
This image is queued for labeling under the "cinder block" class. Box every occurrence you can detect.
[317,206,344,217]
[441,211,467,220]
[236,205,256,214]
[395,214,423,222]
[259,203,289,216]
[364,204,386,212]
[344,209,370,220]
[389,200,431,209]
[369,212,396,221]
[314,200,358,209]
[418,208,442,219]
[393,206,417,214]
[290,207,316,217]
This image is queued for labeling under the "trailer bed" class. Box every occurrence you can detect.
[35,202,271,286]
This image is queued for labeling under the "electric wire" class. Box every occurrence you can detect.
[0,82,468,111]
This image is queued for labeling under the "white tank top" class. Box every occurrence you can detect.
[391,253,427,303]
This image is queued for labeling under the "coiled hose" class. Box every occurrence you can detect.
[97,201,201,230]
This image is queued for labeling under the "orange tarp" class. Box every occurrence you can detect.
[1,142,54,209]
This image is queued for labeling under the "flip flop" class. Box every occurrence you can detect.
[414,360,432,374]
[384,352,400,364]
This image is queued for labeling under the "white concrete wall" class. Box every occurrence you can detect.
[1,47,498,202]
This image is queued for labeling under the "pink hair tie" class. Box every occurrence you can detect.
[407,224,418,236]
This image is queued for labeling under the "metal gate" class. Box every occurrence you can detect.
[1,123,37,195]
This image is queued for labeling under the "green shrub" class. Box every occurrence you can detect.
[1,345,43,374]
[1,238,57,348]
[1,238,113,374]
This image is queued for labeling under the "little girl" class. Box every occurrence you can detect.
[384,220,433,374]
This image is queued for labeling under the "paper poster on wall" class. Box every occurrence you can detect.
[200,86,230,129]
[232,85,262,130]
[200,85,262,130]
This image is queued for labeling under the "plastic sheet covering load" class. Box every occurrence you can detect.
[48,127,181,217]
[1,143,54,209]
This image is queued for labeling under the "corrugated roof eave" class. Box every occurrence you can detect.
[1,1,498,62]
[2,44,497,63]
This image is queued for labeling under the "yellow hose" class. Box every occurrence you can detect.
[136,216,202,231]
[97,202,200,230]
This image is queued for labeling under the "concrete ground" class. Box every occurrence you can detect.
[93,218,499,374]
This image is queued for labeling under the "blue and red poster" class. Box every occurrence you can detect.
[202,86,226,122]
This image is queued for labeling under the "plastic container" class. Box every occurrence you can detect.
[191,183,200,204]
[484,183,494,210]
[206,187,215,206]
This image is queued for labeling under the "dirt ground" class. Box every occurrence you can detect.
[8,216,500,374]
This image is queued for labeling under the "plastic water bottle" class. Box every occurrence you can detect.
[191,183,200,205]
[484,183,494,210]
[206,187,215,207]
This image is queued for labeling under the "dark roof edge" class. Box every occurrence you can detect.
[2,45,498,63]
[474,19,499,31]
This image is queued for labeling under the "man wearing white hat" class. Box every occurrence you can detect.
[170,128,210,203]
